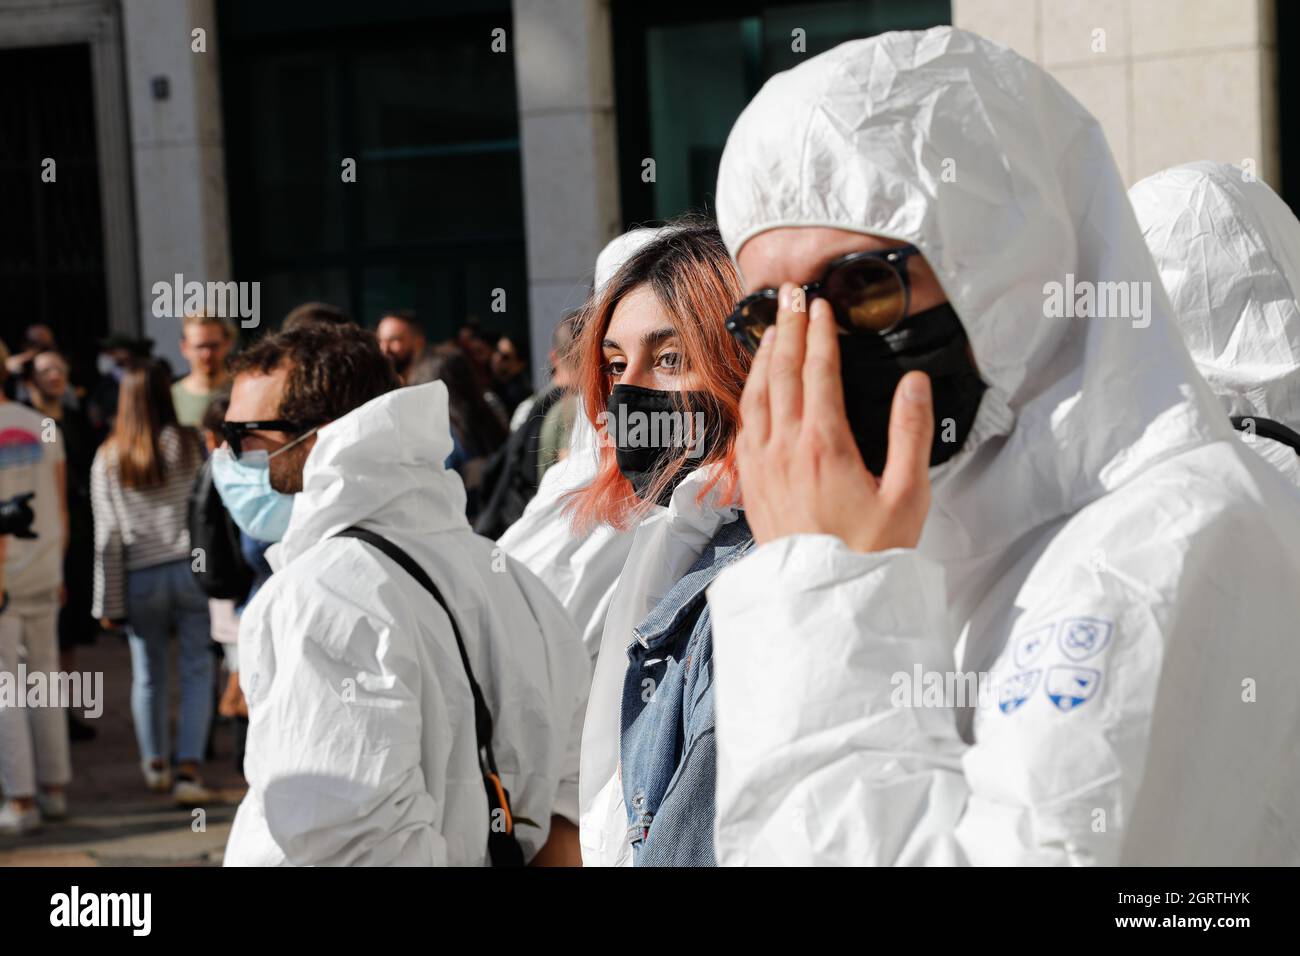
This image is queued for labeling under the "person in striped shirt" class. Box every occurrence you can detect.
[91,359,212,806]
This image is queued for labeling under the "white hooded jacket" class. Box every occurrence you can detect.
[1130,161,1300,486]
[706,28,1300,865]
[224,383,589,866]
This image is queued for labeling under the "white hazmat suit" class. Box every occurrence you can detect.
[225,383,589,866]
[1131,161,1300,486]
[706,28,1300,865]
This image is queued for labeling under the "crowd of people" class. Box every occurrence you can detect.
[2,28,1299,866]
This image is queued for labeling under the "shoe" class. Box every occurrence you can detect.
[36,790,67,821]
[0,801,41,835]
[68,713,97,742]
[173,776,212,807]
[142,760,172,793]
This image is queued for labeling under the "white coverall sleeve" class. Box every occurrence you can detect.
[552,682,585,827]
[708,534,1136,866]
[239,579,447,867]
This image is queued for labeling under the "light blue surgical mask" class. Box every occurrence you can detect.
[210,427,319,543]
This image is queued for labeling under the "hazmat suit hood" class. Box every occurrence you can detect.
[715,26,1230,612]
[594,227,666,291]
[271,381,468,570]
[1129,161,1300,485]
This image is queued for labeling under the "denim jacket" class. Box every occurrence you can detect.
[619,515,753,866]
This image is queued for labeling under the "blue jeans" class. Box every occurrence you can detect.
[126,560,213,765]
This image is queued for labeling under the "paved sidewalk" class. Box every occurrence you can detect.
[0,631,247,866]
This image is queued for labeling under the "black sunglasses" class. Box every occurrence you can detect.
[222,420,307,458]
[726,245,923,352]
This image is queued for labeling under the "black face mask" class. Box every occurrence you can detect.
[606,384,723,506]
[838,301,986,476]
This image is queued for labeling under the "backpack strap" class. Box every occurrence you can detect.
[332,525,525,866]
[1230,415,1300,456]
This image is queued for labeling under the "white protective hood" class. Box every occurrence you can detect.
[269,382,468,572]
[704,28,1300,865]
[595,228,665,290]
[228,383,588,866]
[716,27,1230,596]
[1130,161,1300,486]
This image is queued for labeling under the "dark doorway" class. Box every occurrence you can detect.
[0,43,108,385]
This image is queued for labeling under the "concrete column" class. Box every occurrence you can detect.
[511,0,621,384]
[953,0,1279,190]
[121,0,231,368]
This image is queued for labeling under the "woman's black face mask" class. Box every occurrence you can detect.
[605,384,724,506]
[838,301,986,476]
